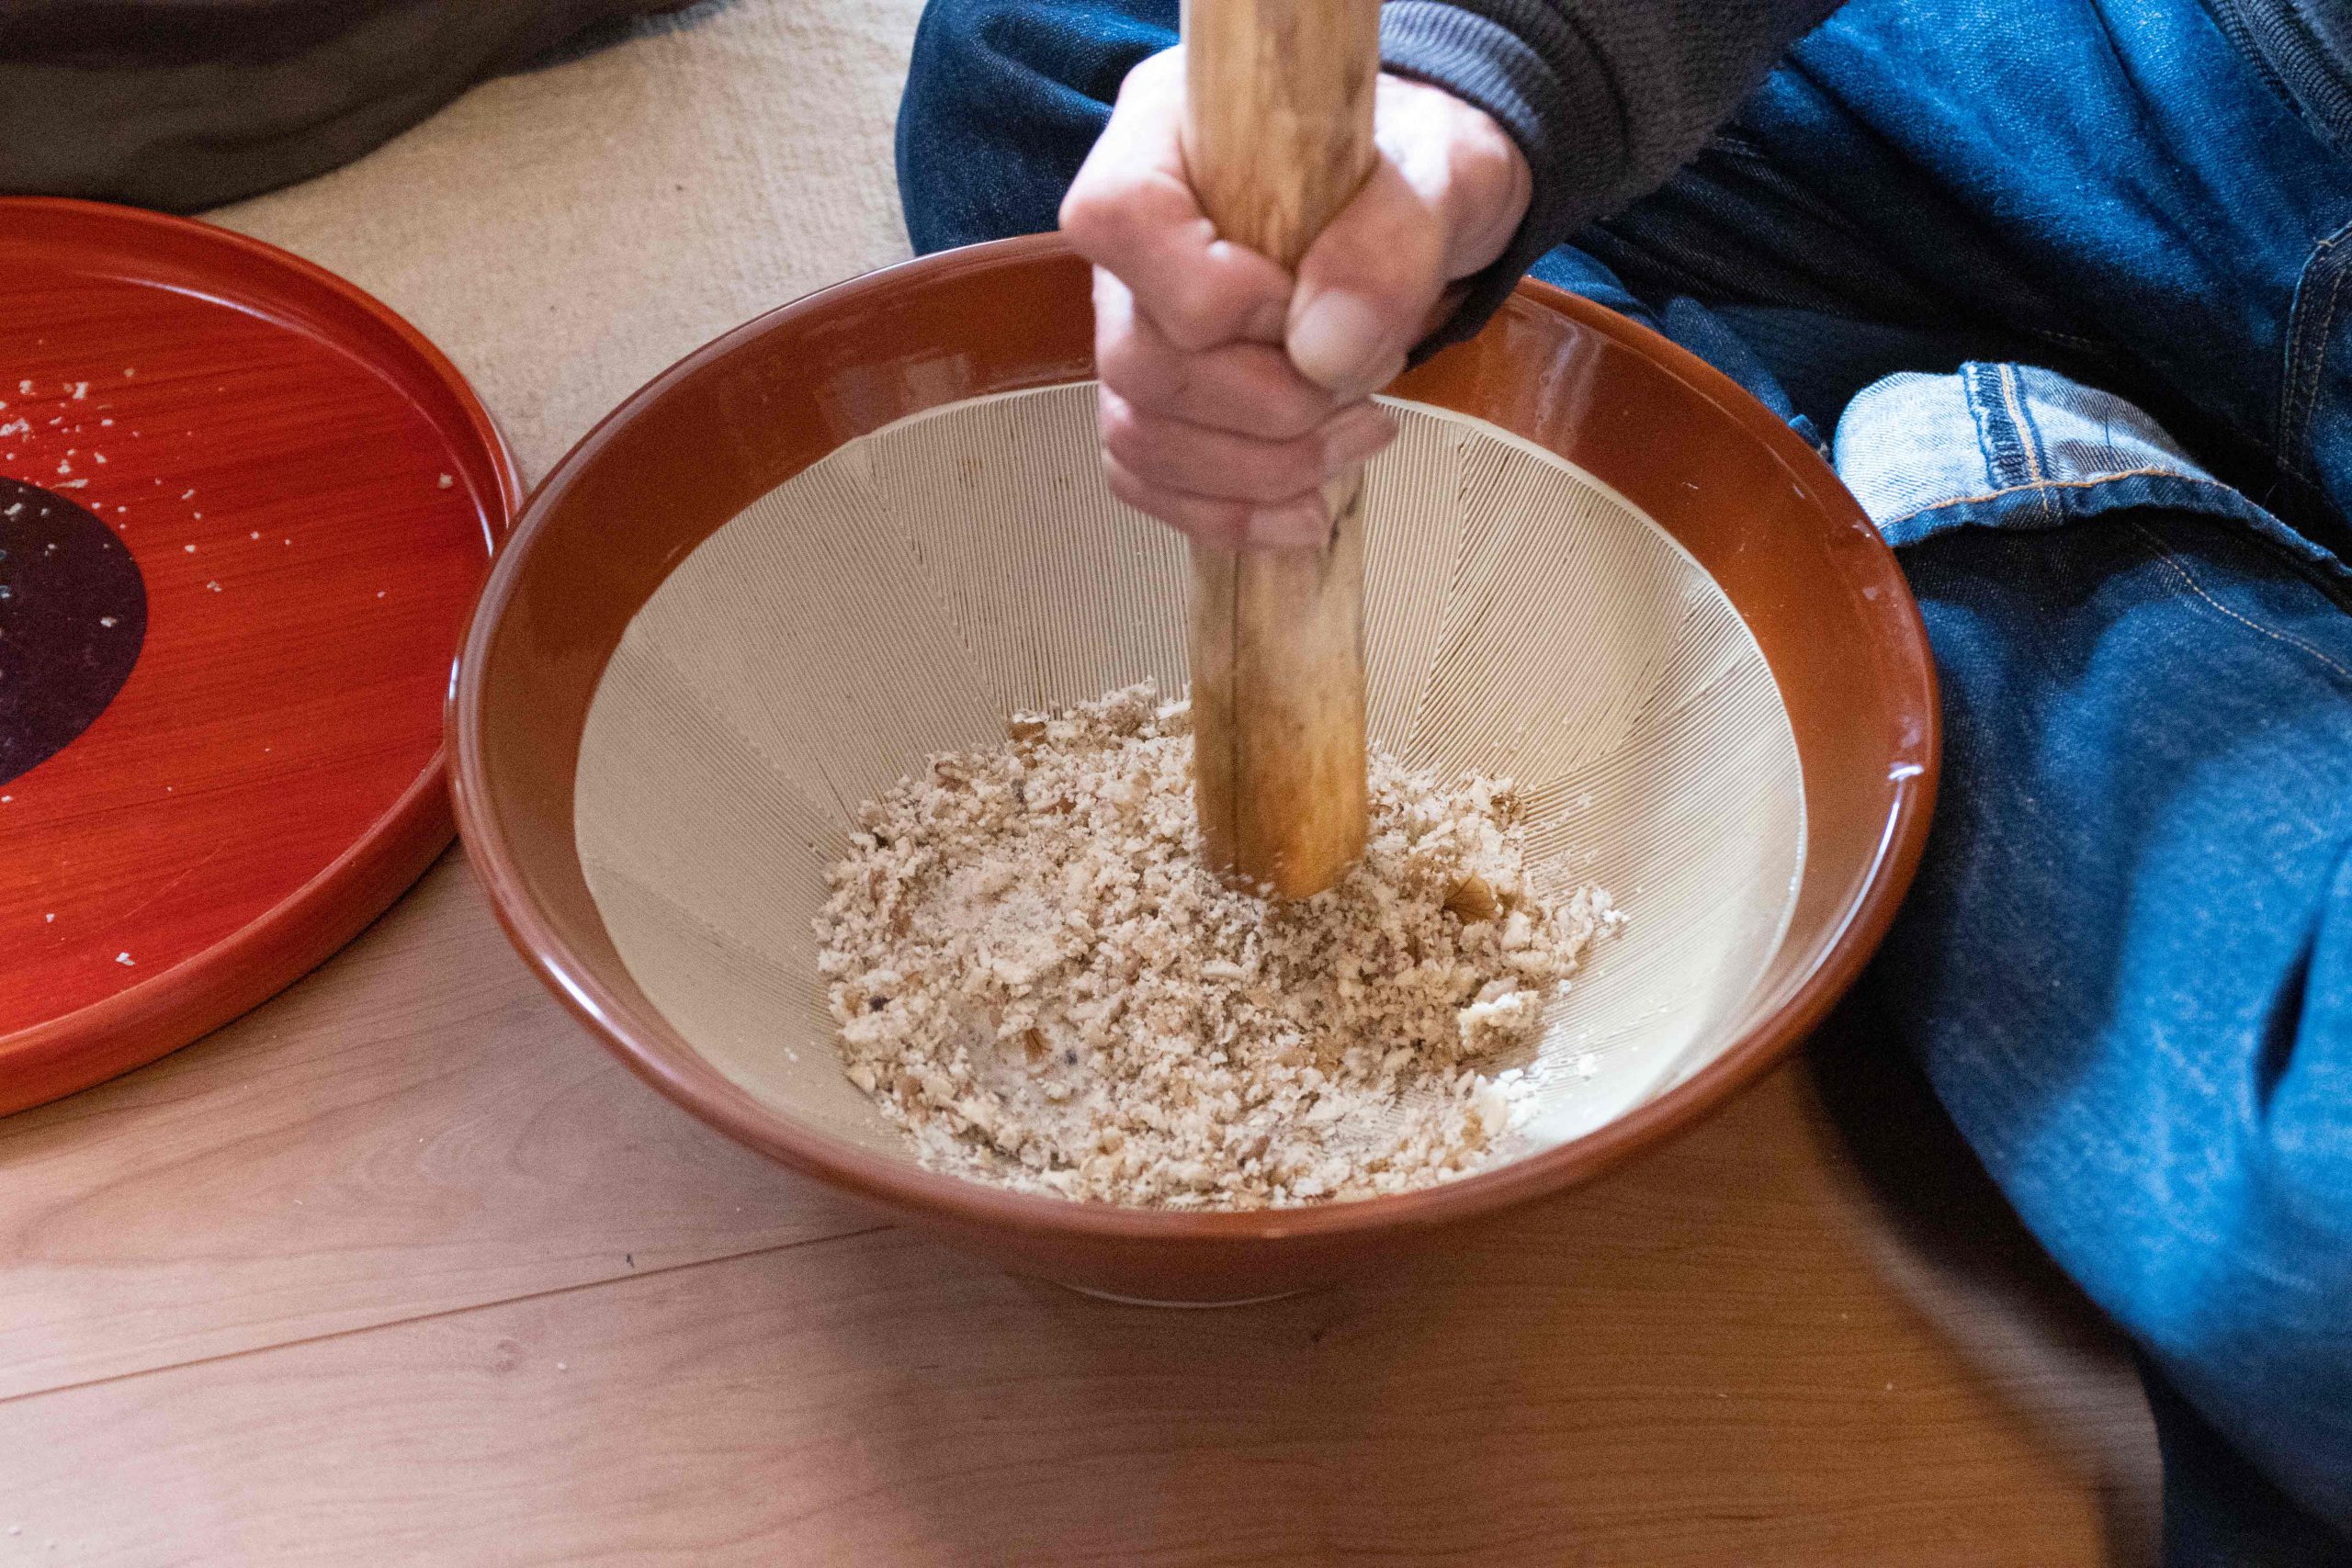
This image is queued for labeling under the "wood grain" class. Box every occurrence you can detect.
[1180,0,1378,271]
[0,200,514,1114]
[1180,0,1378,897]
[0,855,2156,1562]
[0,850,868,1402]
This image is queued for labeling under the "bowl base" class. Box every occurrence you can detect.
[1054,1281,1308,1310]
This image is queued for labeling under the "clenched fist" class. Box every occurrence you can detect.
[1060,48,1532,548]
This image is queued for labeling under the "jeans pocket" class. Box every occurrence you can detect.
[1834,360,2351,584]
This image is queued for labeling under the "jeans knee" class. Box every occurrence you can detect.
[906,0,1022,74]
[899,0,1023,148]
[904,0,1168,107]
[897,0,1170,253]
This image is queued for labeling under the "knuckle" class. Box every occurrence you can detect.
[1057,183,1125,257]
[1147,292,1213,353]
[1142,251,1250,351]
[1098,332,1184,410]
[1264,440,1329,496]
[1179,494,1247,541]
[1064,178,1176,266]
[1100,450,1148,507]
[1097,398,1158,469]
[1154,277,1235,353]
[1261,390,1330,442]
[1216,441,1317,503]
[1218,345,1331,439]
[1093,325,1143,389]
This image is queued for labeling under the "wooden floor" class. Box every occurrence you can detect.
[0,848,2159,1565]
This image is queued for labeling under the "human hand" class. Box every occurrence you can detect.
[1059,49,1532,549]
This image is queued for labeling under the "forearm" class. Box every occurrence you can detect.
[1379,0,1844,347]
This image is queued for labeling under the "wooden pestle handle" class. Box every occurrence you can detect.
[1179,0,1380,898]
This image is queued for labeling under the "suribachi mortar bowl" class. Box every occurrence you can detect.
[448,234,1937,1303]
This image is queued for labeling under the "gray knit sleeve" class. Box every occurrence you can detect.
[1379,0,1844,350]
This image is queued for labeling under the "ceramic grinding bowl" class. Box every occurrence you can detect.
[449,235,1937,1303]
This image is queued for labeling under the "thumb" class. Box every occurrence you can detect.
[1285,157,1447,399]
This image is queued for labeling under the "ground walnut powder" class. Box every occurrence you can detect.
[815,684,1617,1209]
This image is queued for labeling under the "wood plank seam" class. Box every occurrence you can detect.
[0,1223,892,1408]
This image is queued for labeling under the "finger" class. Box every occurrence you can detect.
[1093,270,1338,440]
[1059,48,1292,351]
[1101,451,1332,550]
[1285,154,1448,397]
[1100,385,1396,504]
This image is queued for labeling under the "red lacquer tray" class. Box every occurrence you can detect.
[0,199,517,1113]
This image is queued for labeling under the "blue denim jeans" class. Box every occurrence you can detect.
[899,0,2352,1556]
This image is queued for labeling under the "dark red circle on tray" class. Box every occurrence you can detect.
[0,198,518,1114]
[0,477,148,784]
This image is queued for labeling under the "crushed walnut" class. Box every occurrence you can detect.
[815,683,1617,1209]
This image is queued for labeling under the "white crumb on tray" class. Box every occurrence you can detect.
[815,682,1619,1212]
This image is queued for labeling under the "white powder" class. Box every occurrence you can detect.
[816,684,1617,1210]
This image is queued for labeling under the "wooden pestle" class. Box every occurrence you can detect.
[1179,0,1380,899]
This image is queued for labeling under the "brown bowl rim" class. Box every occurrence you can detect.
[449,231,1939,1244]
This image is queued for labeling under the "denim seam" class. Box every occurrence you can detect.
[2130,521,2352,685]
[2278,217,2352,482]
[1996,362,2064,526]
[1877,466,2250,528]
[2212,0,2352,154]
[2280,233,2340,470]
[1959,362,1991,479]
[1962,362,2035,493]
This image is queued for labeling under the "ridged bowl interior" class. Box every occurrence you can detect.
[574,383,1803,1176]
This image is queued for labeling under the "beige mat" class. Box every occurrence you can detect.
[209,0,926,480]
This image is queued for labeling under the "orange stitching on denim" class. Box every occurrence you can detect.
[2132,524,2352,685]
[1996,364,2064,528]
[1876,467,2239,527]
